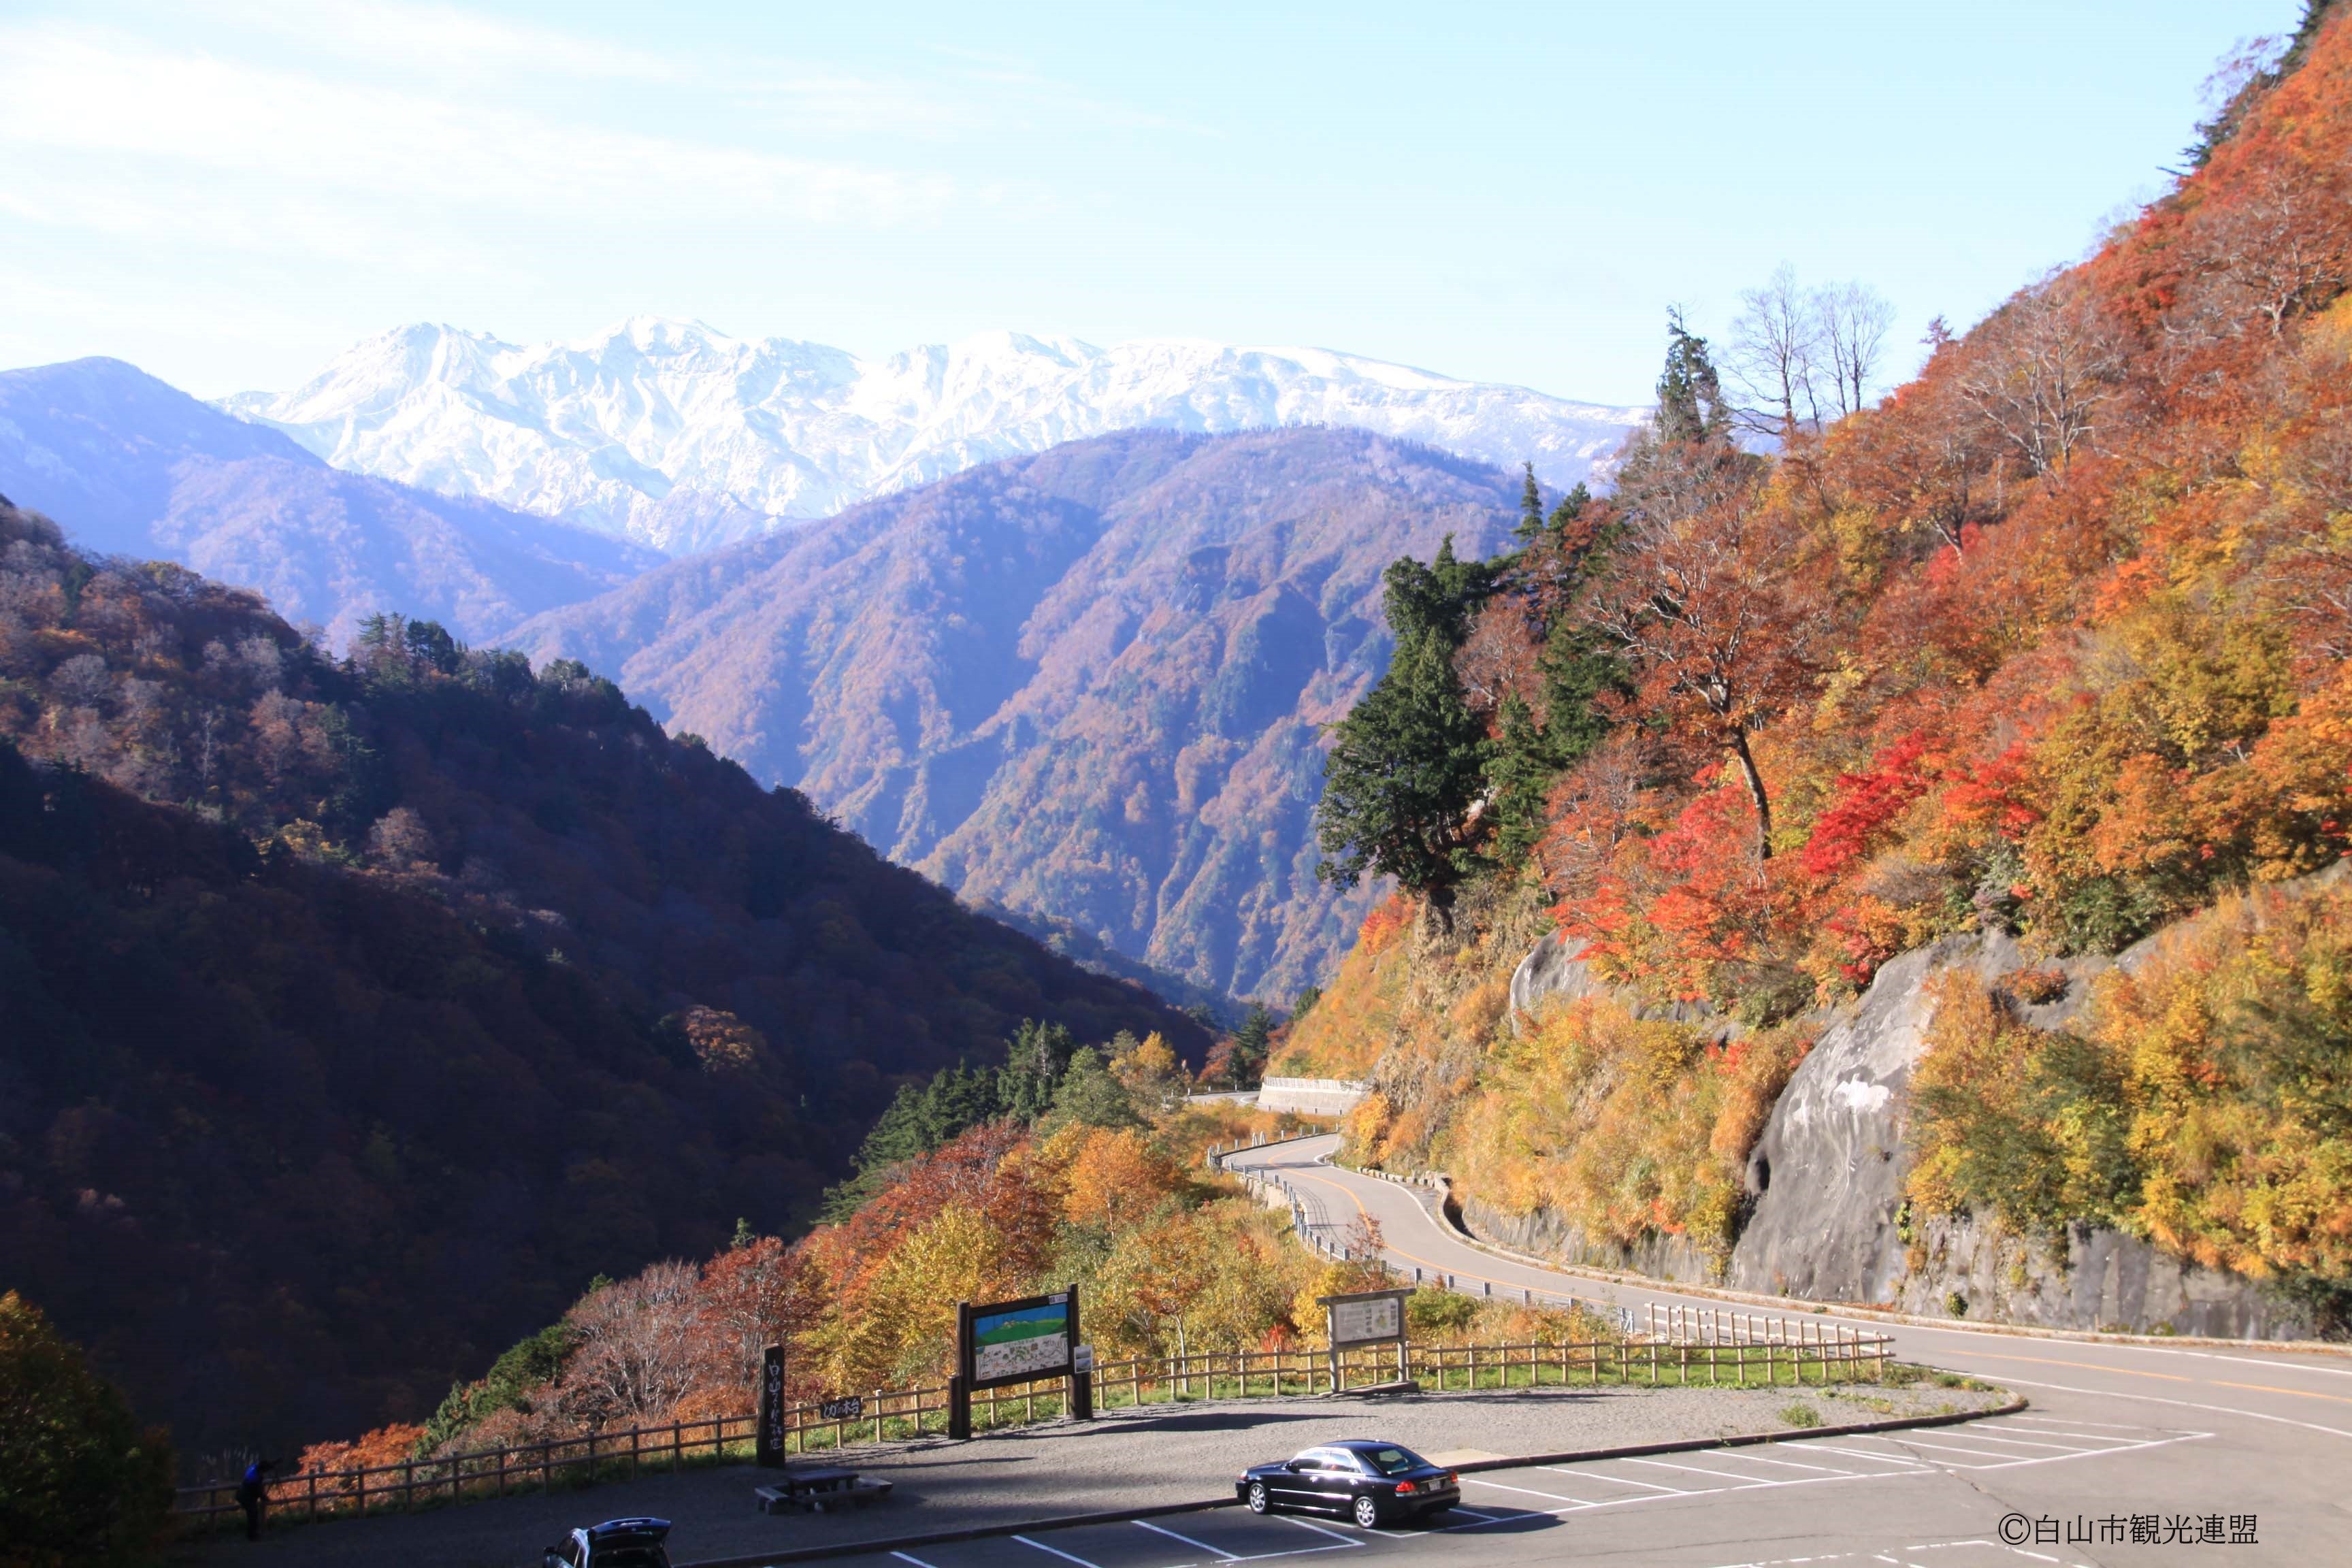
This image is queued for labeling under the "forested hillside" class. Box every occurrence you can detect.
[513,427,1525,1004]
[0,499,1201,1456]
[1291,5,2352,1328]
[0,357,662,645]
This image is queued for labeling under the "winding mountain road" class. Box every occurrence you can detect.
[1211,1133,2352,1563]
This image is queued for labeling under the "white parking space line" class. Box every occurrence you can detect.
[1971,1422,2153,1444]
[1275,1515,1362,1546]
[1549,1467,1693,1493]
[891,1554,944,1568]
[1784,1443,1937,1470]
[1866,1435,2035,1461]
[1013,1535,1105,1568]
[1724,1449,1868,1475]
[1927,1429,2129,1453]
[1131,1518,1239,1560]
[1943,1431,2209,1471]
[1464,1475,1599,1505]
[1622,1456,1799,1484]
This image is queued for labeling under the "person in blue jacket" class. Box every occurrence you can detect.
[235,1458,278,1540]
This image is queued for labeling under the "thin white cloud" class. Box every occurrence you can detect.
[224,0,681,82]
[0,22,958,261]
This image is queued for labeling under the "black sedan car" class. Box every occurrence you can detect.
[1237,1441,1460,1527]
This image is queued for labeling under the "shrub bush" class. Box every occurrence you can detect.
[0,1292,174,1568]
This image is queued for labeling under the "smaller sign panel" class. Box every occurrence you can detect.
[973,1295,1072,1384]
[817,1396,864,1421]
[1072,1344,1094,1372]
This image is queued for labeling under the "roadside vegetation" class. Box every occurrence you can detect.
[1298,5,2352,1318]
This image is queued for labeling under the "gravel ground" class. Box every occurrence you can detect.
[175,1379,2004,1568]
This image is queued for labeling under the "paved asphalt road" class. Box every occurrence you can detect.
[1070,1132,2350,1567]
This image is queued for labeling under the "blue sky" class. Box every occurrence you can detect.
[0,1,2298,402]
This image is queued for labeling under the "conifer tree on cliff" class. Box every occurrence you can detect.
[1316,538,1496,919]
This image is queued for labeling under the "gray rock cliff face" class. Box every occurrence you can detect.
[1724,924,2310,1336]
[1725,931,2044,1305]
[1492,905,2320,1337]
[1506,930,1603,1032]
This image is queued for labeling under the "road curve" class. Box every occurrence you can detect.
[1229,1132,2352,1558]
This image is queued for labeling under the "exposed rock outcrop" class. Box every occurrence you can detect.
[1723,920,2315,1337]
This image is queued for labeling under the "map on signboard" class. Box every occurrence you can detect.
[1330,1296,1401,1345]
[974,1298,1071,1382]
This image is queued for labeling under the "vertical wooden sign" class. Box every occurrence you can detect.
[755,1344,788,1467]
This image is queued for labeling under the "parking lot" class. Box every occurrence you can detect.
[843,1415,2221,1568]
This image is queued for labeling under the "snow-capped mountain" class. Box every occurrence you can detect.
[222,318,1649,554]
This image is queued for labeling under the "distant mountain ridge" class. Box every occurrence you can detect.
[510,426,1526,1002]
[223,318,1646,554]
[0,357,660,646]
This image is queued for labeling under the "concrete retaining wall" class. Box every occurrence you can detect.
[1255,1077,1369,1115]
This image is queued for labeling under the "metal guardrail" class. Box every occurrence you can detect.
[175,1330,1893,1531]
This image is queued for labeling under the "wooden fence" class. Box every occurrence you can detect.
[173,1330,1891,1530]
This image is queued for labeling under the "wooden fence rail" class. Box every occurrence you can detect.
[174,1331,1891,1530]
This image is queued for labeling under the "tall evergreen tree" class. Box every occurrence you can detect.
[1379,536,1499,649]
[1316,625,1492,910]
[1546,481,1592,535]
[1516,462,1546,542]
[1228,1004,1275,1087]
[1482,691,1554,868]
[1656,308,1731,444]
[998,1018,1076,1121]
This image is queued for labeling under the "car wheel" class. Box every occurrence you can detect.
[1248,1482,1271,1514]
[1353,1494,1381,1529]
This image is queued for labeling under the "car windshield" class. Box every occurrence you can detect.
[1357,1446,1428,1476]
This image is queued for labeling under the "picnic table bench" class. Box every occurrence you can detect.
[753,1465,894,1515]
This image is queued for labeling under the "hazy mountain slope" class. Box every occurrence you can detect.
[0,357,661,645]
[225,318,1645,553]
[511,428,1524,1001]
[0,499,1201,1454]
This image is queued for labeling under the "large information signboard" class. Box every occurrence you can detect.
[973,1298,1073,1384]
[951,1286,1088,1437]
[959,1288,1079,1390]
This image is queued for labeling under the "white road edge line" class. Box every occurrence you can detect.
[889,1554,943,1568]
